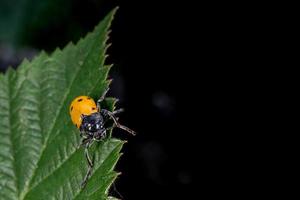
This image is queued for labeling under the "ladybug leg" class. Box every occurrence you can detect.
[102,109,124,124]
[84,142,94,168]
[78,129,90,148]
[112,108,124,115]
[97,88,110,112]
[78,137,88,149]
[101,109,136,135]
[77,134,85,149]
[81,138,94,188]
[105,122,117,132]
[97,87,109,106]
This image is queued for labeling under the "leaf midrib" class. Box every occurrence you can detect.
[11,56,46,200]
[19,45,83,199]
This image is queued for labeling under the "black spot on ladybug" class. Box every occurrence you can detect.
[92,107,96,110]
[71,106,73,111]
[77,98,83,102]
[87,97,91,100]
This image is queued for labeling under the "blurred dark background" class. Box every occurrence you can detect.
[0,0,197,199]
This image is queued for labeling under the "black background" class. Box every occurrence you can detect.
[0,0,199,199]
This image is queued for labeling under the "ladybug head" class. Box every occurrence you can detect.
[81,112,105,134]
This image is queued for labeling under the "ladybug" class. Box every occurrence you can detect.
[69,88,135,188]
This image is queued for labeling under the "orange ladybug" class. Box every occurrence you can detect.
[69,88,135,188]
[70,96,98,129]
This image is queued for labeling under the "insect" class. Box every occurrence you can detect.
[69,88,135,188]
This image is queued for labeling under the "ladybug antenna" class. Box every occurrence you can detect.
[105,109,136,136]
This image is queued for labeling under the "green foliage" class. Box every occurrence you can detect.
[0,9,122,200]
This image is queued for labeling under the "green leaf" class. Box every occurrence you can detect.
[0,8,123,200]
